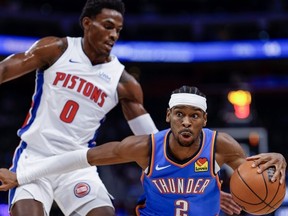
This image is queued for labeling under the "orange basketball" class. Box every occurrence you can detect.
[230,160,286,215]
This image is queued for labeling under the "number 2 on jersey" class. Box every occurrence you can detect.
[175,200,189,216]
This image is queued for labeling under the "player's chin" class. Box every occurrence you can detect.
[104,44,113,54]
[179,138,193,147]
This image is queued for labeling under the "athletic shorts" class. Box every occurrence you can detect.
[9,149,114,216]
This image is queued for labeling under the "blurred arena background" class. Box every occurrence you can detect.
[0,0,288,215]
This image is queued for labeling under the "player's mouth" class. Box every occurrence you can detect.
[105,42,114,49]
[179,130,193,139]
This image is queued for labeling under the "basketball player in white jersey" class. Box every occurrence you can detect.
[0,0,243,215]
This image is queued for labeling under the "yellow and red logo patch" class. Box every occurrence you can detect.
[195,157,208,172]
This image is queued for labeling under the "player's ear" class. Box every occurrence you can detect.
[203,112,207,127]
[82,17,92,30]
[166,108,171,123]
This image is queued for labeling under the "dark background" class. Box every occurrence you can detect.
[0,0,288,215]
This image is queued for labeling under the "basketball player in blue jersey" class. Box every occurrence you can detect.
[0,86,286,215]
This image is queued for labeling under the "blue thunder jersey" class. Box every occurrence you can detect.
[14,37,124,157]
[136,128,221,216]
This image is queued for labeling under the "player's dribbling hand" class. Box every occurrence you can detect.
[220,191,242,215]
[0,168,18,191]
[246,153,287,184]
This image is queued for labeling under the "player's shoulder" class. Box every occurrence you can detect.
[36,36,66,45]
[30,36,69,66]
[216,131,244,156]
[34,36,69,53]
[117,70,143,100]
[216,131,235,144]
[119,70,136,83]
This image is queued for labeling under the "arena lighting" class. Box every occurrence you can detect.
[0,35,38,56]
[1,35,288,62]
[227,90,252,119]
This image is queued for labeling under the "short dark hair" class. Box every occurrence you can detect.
[172,86,206,98]
[79,0,125,29]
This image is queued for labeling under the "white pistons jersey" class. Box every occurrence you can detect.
[18,37,124,156]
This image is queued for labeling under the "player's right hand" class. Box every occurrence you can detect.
[0,168,18,191]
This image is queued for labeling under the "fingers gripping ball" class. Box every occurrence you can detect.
[230,160,286,215]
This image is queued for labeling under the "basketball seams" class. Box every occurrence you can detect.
[230,168,265,212]
[230,160,286,215]
[261,182,287,214]
[237,166,268,203]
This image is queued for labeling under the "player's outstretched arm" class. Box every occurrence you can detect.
[0,149,90,190]
[246,153,287,184]
[0,135,150,190]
